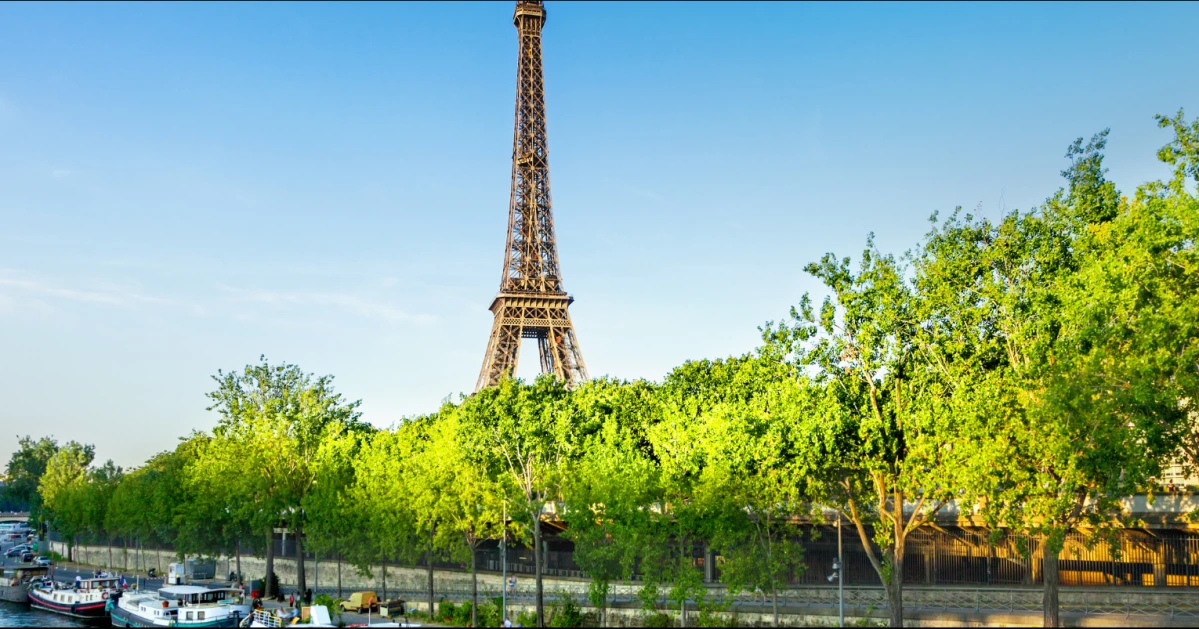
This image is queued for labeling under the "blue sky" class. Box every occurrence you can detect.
[1,1,1196,468]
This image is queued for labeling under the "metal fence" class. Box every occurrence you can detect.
[726,526,1199,588]
[336,583,1199,621]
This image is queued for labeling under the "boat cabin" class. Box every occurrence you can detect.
[4,565,49,585]
[159,585,242,606]
[78,577,120,591]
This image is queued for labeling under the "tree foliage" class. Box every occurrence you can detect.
[13,111,1198,629]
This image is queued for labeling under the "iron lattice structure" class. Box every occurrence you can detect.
[476,0,588,392]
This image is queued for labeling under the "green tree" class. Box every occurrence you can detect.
[913,119,1199,626]
[198,356,364,598]
[652,357,810,627]
[460,376,581,628]
[561,379,660,628]
[763,242,987,627]
[39,441,96,558]
[84,460,123,568]
[419,406,507,626]
[691,366,809,628]
[344,423,423,602]
[303,423,367,594]
[2,436,59,528]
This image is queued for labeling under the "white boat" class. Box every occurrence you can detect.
[110,585,251,628]
[28,576,120,619]
[242,606,328,628]
[240,605,421,628]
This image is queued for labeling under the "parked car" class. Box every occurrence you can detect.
[341,591,379,613]
[5,544,30,557]
[20,551,33,562]
[33,556,51,567]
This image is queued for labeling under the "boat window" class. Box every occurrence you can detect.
[186,611,194,620]
[198,611,206,620]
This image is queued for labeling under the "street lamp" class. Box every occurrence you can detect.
[837,512,844,627]
[501,500,508,625]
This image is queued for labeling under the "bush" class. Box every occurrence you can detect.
[517,610,537,627]
[452,601,474,626]
[643,612,673,628]
[548,594,584,628]
[474,597,504,627]
[313,594,343,624]
[438,600,457,623]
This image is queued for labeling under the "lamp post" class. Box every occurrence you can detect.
[501,500,507,625]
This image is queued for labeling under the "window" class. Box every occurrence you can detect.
[186,611,194,620]
[198,612,206,620]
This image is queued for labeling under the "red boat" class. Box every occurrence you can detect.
[28,575,120,619]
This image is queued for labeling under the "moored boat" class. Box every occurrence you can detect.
[28,575,120,619]
[111,585,250,628]
[0,564,50,603]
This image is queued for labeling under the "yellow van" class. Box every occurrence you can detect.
[341,591,380,613]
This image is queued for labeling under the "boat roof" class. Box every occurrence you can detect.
[161,585,211,594]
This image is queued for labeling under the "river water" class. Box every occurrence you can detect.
[0,601,92,627]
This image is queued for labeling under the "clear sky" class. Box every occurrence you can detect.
[1,1,1196,469]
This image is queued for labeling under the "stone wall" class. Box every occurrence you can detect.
[50,541,1199,627]
[48,540,564,594]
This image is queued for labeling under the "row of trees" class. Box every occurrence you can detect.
[7,112,1197,628]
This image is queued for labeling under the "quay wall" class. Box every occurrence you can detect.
[49,539,548,592]
[47,541,1199,627]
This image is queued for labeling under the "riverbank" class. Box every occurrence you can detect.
[47,540,1199,627]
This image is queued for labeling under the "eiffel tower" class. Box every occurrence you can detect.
[476,0,588,392]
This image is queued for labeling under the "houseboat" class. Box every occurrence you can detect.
[28,575,120,619]
[111,585,251,628]
[0,564,50,603]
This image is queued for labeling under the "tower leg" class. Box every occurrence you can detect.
[477,316,523,391]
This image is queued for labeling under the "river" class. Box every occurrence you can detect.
[0,601,93,627]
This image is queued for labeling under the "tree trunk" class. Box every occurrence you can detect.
[382,553,388,602]
[885,551,904,628]
[296,529,306,598]
[679,540,687,629]
[1043,545,1061,628]
[428,530,436,621]
[236,541,241,584]
[534,516,544,628]
[471,546,479,627]
[771,588,779,628]
[337,552,343,600]
[265,530,276,598]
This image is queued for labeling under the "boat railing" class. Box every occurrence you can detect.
[242,609,283,628]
